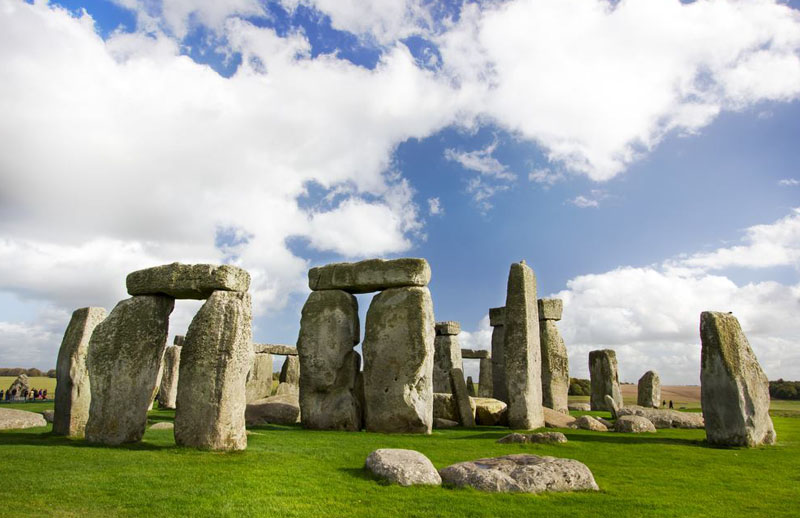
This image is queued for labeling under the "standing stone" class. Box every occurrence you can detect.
[53,307,107,437]
[490,307,506,402]
[700,311,776,447]
[174,291,253,451]
[148,356,164,411]
[637,370,661,409]
[503,262,544,429]
[450,368,476,428]
[297,290,362,431]
[245,353,272,403]
[363,286,434,434]
[478,357,493,397]
[538,299,569,414]
[466,376,476,397]
[6,374,30,400]
[279,355,300,386]
[589,349,623,411]
[433,322,463,393]
[85,296,173,445]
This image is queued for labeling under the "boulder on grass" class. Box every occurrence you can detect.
[245,394,301,426]
[497,433,530,444]
[614,415,656,433]
[149,422,174,430]
[471,397,508,426]
[572,415,607,432]
[529,432,568,444]
[543,407,576,428]
[0,408,47,430]
[365,449,441,486]
[433,418,459,429]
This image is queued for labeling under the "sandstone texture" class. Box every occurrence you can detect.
[700,311,776,447]
[53,307,107,437]
[537,298,563,321]
[472,397,508,426]
[0,408,47,430]
[616,406,705,429]
[245,394,301,425]
[157,345,182,409]
[497,432,567,444]
[435,321,460,335]
[433,334,462,393]
[245,353,272,403]
[478,357,493,397]
[279,355,300,385]
[568,403,591,411]
[614,415,657,433]
[253,344,298,356]
[460,349,490,359]
[297,290,361,431]
[573,415,607,432]
[433,393,475,422]
[309,258,431,293]
[439,454,598,493]
[637,370,661,408]
[174,291,253,451]
[363,286,434,434]
[589,349,623,411]
[503,262,544,429]
[496,432,530,444]
[543,407,576,429]
[450,368,476,428]
[85,295,173,445]
[126,263,250,299]
[490,307,507,403]
[539,319,569,414]
[275,382,299,396]
[365,449,441,486]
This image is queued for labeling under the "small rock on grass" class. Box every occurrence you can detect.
[365,449,441,486]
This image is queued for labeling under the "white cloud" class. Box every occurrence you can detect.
[458,315,493,380]
[444,141,516,180]
[113,0,267,38]
[779,178,800,186]
[529,167,565,187]
[427,197,443,215]
[569,189,608,208]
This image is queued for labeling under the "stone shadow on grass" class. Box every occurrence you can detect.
[338,467,379,483]
[566,433,705,448]
[0,431,169,451]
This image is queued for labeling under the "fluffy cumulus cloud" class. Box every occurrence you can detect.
[555,209,800,384]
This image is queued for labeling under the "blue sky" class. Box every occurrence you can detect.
[1,0,799,384]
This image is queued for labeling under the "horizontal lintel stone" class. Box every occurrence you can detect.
[461,349,490,359]
[253,343,298,356]
[489,307,505,327]
[537,298,563,321]
[126,263,250,300]
[308,258,430,294]
[435,321,461,336]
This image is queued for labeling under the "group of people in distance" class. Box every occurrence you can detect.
[0,387,48,402]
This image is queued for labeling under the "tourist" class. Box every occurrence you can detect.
[0,389,4,401]
[669,400,674,409]
[42,389,47,399]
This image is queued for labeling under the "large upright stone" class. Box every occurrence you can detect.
[85,296,173,445]
[433,322,463,393]
[478,357,493,397]
[538,299,569,415]
[158,345,181,409]
[297,290,362,431]
[127,263,250,299]
[309,258,430,294]
[589,349,623,411]
[279,355,300,385]
[245,353,272,403]
[450,368,476,428]
[637,370,661,409]
[700,311,776,447]
[490,307,506,402]
[174,291,253,451]
[363,286,434,434]
[503,262,543,429]
[53,307,107,437]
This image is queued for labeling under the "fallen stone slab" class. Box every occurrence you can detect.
[433,418,459,429]
[0,408,48,430]
[253,343,298,356]
[543,407,576,429]
[568,403,591,412]
[616,406,705,429]
[149,422,174,430]
[365,449,441,486]
[472,397,508,426]
[245,394,301,426]
[572,415,607,432]
[126,263,250,299]
[439,454,598,493]
[309,258,431,294]
[614,415,656,433]
[529,432,568,444]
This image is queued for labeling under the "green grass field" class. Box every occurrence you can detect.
[1,401,798,518]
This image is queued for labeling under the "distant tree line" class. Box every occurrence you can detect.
[0,368,56,378]
[769,380,800,400]
[569,378,591,396]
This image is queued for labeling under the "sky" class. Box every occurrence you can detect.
[0,0,799,385]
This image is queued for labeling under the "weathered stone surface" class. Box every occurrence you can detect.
[503,261,544,429]
[433,393,476,422]
[434,417,459,429]
[6,374,29,400]
[700,311,776,447]
[439,454,598,493]
[497,432,530,443]
[543,407,576,428]
[245,394,301,425]
[275,382,299,396]
[156,345,181,409]
[460,349,490,359]
[149,421,174,430]
[616,406,705,429]
[85,296,173,445]
[297,290,361,431]
[637,371,661,408]
[363,286,434,434]
[309,258,431,294]
[253,344,297,356]
[433,335,462,393]
[42,409,55,423]
[529,431,568,444]
[605,394,620,419]
[0,408,47,430]
[245,353,272,403]
[589,349,623,411]
[573,415,607,432]
[597,417,614,428]
[450,368,476,428]
[539,319,569,414]
[614,415,656,433]
[53,307,106,437]
[478,357,493,397]
[279,355,300,385]
[537,298,563,321]
[489,307,505,327]
[491,318,507,403]
[174,291,253,451]
[568,403,591,411]
[466,376,476,397]
[472,397,508,426]
[435,321,460,336]
[365,449,441,486]
[126,263,250,299]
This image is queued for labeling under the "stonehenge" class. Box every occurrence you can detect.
[157,336,183,409]
[245,352,273,403]
[700,311,776,447]
[489,306,507,402]
[279,355,300,385]
[538,298,569,414]
[433,322,463,393]
[637,370,661,409]
[53,307,107,437]
[589,349,623,411]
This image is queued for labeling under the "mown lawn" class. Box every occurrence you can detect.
[1,402,798,518]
